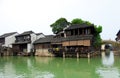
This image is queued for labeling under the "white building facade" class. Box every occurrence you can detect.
[12,31,45,54]
[0,32,19,48]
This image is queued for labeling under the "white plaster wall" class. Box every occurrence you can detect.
[30,33,45,44]
[29,33,45,53]
[36,33,45,39]
[27,43,31,53]
[29,33,37,53]
[31,33,37,43]
[4,33,19,48]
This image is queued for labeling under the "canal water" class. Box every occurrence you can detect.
[0,51,120,78]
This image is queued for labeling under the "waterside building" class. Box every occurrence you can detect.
[0,32,18,56]
[12,31,45,56]
[34,24,96,57]
[116,30,120,42]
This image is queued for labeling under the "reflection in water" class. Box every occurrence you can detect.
[102,51,114,67]
[97,68,119,78]
[0,71,54,78]
[0,62,16,78]
[0,57,55,78]
[96,51,120,78]
[0,55,120,78]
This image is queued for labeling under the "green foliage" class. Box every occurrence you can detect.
[93,25,102,48]
[71,18,93,26]
[71,18,85,25]
[50,18,69,34]
[95,25,102,34]
[93,34,102,48]
[85,21,92,25]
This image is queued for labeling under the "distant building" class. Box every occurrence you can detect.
[0,32,18,48]
[116,30,120,42]
[0,32,18,56]
[12,31,45,56]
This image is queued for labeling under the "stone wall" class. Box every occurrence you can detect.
[35,48,54,57]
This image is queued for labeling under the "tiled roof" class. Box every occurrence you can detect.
[36,33,44,35]
[16,31,34,37]
[51,37,63,43]
[51,35,93,43]
[0,32,17,38]
[116,30,120,36]
[34,35,54,44]
[34,35,93,44]
[64,24,94,31]
[13,41,31,44]
[63,35,93,41]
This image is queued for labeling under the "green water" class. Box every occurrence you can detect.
[0,52,120,78]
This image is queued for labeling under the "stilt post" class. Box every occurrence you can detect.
[77,52,79,58]
[88,53,90,58]
[63,52,65,58]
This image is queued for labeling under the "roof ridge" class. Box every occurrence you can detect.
[0,32,17,38]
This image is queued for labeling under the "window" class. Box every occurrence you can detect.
[85,29,91,35]
[79,29,82,35]
[66,31,71,36]
[75,29,78,35]
[71,30,74,35]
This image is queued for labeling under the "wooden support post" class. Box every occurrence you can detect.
[63,52,65,58]
[77,52,79,58]
[88,53,90,58]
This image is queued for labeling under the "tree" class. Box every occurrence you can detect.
[93,25,102,48]
[95,25,102,34]
[84,21,92,25]
[71,18,85,25]
[50,18,69,34]
[71,18,93,26]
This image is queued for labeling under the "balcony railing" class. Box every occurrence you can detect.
[15,39,31,43]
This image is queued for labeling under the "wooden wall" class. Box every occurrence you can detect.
[12,45,20,52]
[62,42,69,46]
[62,40,91,46]
[34,44,54,56]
